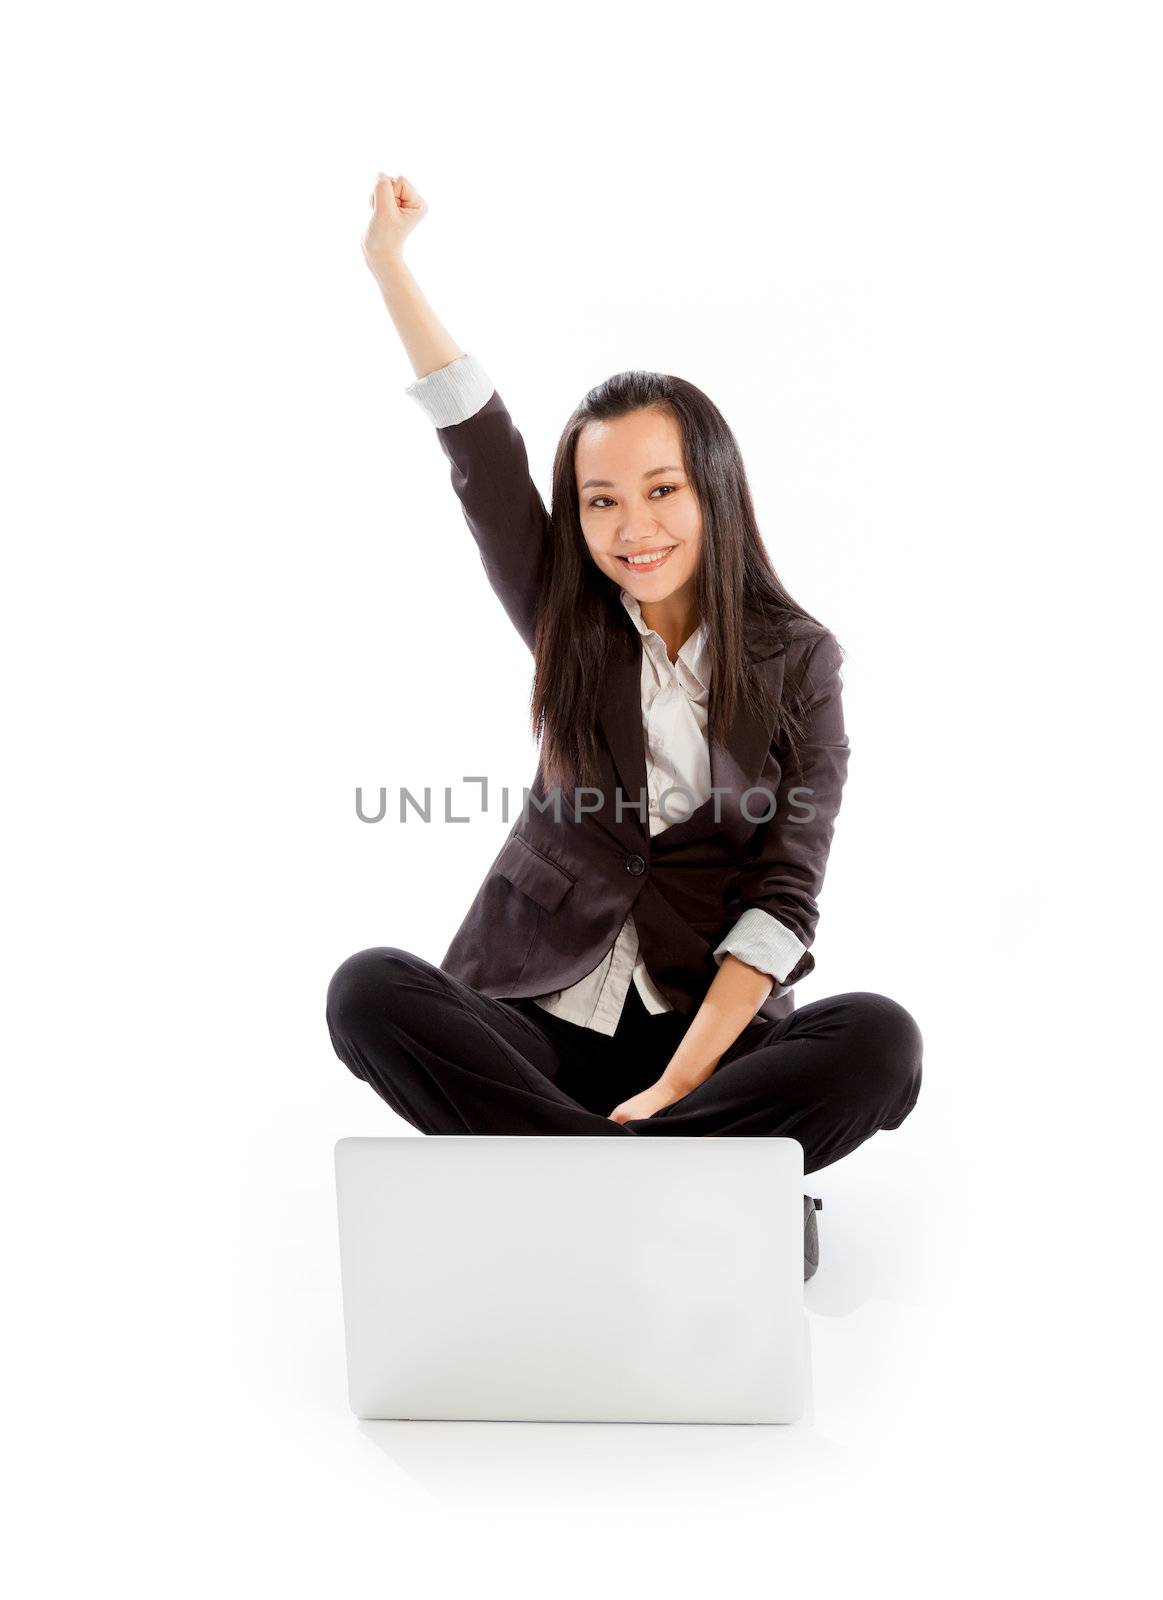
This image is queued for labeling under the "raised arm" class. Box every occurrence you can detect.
[361,172,463,380]
[361,174,549,651]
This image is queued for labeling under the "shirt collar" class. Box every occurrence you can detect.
[619,589,711,692]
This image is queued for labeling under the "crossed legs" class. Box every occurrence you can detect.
[325,946,923,1173]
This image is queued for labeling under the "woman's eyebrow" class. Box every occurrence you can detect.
[580,465,683,490]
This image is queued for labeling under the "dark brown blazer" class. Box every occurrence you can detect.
[427,387,850,1026]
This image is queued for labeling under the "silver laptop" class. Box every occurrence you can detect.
[334,1134,807,1424]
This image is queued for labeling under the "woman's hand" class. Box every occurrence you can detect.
[362,173,428,277]
[608,1078,689,1125]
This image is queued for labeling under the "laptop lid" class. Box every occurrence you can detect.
[334,1134,806,1424]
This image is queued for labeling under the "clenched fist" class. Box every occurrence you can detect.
[362,173,428,276]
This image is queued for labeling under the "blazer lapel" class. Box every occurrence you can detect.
[595,616,789,848]
[595,627,648,826]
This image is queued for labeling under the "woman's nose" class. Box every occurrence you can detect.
[618,515,664,544]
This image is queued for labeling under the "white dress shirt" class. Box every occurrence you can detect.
[405,352,809,1036]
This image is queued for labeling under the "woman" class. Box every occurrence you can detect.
[326,174,924,1279]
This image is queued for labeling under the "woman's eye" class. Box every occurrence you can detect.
[588,485,677,509]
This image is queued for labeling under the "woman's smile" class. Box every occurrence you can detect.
[615,544,678,572]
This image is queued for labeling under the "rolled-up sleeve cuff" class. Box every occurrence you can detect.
[404,352,495,427]
[712,908,808,985]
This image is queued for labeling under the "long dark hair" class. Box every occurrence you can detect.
[531,369,836,793]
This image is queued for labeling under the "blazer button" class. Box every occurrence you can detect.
[625,853,646,875]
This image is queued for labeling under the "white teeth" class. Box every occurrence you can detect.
[623,548,674,566]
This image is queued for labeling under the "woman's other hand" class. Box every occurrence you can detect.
[362,173,428,277]
[608,1078,688,1124]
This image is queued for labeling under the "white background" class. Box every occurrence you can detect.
[3,1,1160,1593]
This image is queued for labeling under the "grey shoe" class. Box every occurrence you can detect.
[803,1194,823,1281]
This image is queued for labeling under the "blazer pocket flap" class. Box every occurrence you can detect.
[494,836,576,914]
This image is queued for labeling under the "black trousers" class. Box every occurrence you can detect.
[325,947,923,1175]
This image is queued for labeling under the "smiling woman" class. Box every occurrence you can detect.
[325,171,925,1282]
[577,429,698,609]
[533,366,825,800]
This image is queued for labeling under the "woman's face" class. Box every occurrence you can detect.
[574,406,703,608]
